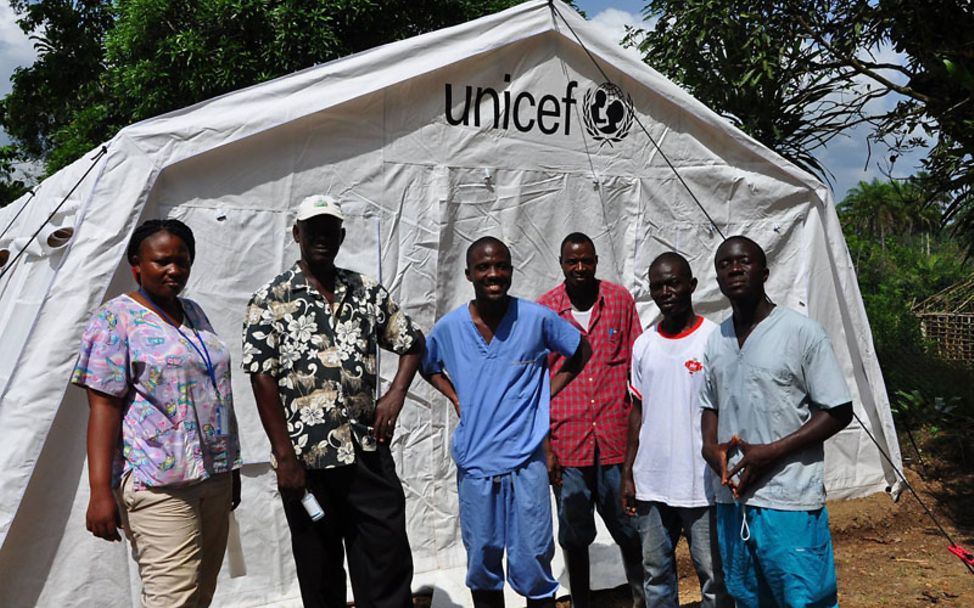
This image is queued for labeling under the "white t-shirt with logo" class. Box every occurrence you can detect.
[629,316,718,507]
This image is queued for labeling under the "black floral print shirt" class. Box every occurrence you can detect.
[242,264,421,469]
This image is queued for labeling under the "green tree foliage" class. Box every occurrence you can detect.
[625,0,871,180]
[0,145,29,204]
[102,0,526,127]
[837,178,941,247]
[0,1,113,161]
[628,1,974,250]
[0,0,528,204]
[838,178,974,423]
[882,0,974,254]
[804,0,974,253]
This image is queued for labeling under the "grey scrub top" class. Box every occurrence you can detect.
[700,307,852,510]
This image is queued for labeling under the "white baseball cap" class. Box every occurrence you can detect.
[295,194,344,223]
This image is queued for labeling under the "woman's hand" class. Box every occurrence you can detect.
[85,388,125,541]
[86,489,122,542]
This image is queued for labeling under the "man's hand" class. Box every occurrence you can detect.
[231,469,242,510]
[702,410,746,495]
[251,373,306,500]
[620,472,637,517]
[374,386,407,443]
[550,336,592,399]
[275,453,306,501]
[422,371,461,418]
[86,489,122,542]
[725,440,780,498]
[702,434,744,495]
[702,435,734,479]
[545,439,562,487]
[621,401,641,517]
[374,338,424,443]
[714,405,853,499]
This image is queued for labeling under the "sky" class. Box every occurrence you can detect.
[574,0,929,201]
[0,0,926,200]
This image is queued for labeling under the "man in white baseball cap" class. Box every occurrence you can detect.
[244,193,424,607]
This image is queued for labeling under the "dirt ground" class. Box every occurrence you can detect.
[414,463,974,607]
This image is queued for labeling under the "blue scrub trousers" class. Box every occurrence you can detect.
[457,450,558,599]
[716,503,838,608]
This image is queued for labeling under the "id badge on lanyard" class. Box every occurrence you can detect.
[139,289,230,449]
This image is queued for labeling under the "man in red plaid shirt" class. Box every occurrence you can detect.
[538,233,645,608]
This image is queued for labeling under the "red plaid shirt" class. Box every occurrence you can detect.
[538,280,642,467]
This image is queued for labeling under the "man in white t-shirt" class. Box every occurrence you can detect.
[621,252,731,608]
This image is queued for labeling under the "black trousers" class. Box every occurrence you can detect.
[281,444,413,608]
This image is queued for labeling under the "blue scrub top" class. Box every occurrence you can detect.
[424,297,581,478]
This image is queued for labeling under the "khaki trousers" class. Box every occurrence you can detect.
[117,472,232,608]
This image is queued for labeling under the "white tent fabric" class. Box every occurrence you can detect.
[0,1,901,605]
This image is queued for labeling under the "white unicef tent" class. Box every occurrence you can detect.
[0,1,901,605]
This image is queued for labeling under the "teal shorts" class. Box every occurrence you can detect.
[716,503,838,608]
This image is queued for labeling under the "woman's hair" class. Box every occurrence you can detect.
[126,219,196,265]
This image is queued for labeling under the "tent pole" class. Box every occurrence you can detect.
[375,215,382,401]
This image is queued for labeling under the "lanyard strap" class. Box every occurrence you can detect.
[138,288,220,396]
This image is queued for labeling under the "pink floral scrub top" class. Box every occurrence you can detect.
[72,294,242,490]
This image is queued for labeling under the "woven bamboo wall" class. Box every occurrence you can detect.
[917,313,974,363]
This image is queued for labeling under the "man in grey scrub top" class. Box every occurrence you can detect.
[700,235,853,607]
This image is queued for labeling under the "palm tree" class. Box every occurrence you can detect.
[838,177,943,250]
[895,176,944,254]
[838,179,905,248]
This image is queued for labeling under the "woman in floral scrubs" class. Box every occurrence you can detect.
[72,219,242,608]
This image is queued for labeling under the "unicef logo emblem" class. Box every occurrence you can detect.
[583,83,634,147]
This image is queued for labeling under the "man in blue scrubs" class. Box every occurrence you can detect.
[422,236,592,608]
[700,236,853,607]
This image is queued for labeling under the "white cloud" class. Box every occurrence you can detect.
[0,4,37,148]
[588,8,647,46]
[0,4,36,98]
[816,121,929,201]
[813,43,930,199]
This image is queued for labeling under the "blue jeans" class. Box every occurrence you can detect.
[636,501,731,608]
[554,459,644,605]
[716,504,838,608]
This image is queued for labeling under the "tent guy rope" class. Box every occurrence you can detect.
[851,410,974,575]
[0,146,108,284]
[0,189,37,242]
[548,0,725,240]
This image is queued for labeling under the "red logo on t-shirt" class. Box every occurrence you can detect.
[685,358,703,375]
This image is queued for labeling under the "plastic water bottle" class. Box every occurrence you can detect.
[301,490,325,521]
